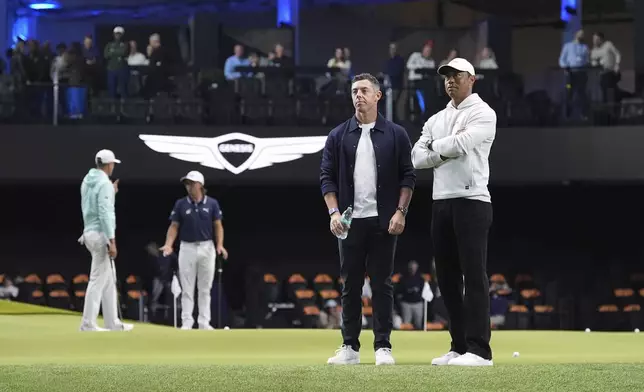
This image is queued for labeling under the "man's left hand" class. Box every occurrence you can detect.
[388,211,405,235]
[216,246,229,260]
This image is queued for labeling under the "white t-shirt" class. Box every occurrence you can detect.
[352,122,378,218]
[128,52,149,66]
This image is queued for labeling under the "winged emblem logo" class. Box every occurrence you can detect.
[139,132,328,175]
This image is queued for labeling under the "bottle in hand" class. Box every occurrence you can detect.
[336,206,353,240]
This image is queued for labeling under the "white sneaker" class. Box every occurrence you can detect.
[106,323,134,331]
[79,324,109,332]
[181,324,193,330]
[448,352,493,367]
[118,323,134,331]
[327,345,360,365]
[375,348,395,366]
[431,351,462,366]
[199,324,214,330]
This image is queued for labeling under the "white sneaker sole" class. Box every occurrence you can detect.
[448,360,493,367]
[376,361,395,366]
[327,359,360,365]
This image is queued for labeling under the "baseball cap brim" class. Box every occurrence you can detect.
[180,175,203,184]
[437,65,461,75]
[437,58,476,76]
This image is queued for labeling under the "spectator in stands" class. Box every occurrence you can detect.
[247,52,265,79]
[319,299,342,329]
[10,39,27,90]
[104,26,129,98]
[127,41,148,66]
[407,41,435,81]
[143,34,169,98]
[327,48,351,77]
[25,40,45,84]
[83,35,100,95]
[0,277,19,299]
[488,276,511,327]
[383,42,405,122]
[440,48,459,67]
[591,32,621,106]
[343,47,353,77]
[146,241,178,313]
[272,43,292,67]
[224,44,248,81]
[477,47,498,70]
[397,260,425,330]
[65,42,86,119]
[50,43,67,82]
[384,42,404,90]
[559,29,589,119]
[41,41,53,66]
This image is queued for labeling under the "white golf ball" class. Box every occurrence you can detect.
[635,328,640,333]
[585,328,591,333]
[224,326,230,330]
[512,352,520,358]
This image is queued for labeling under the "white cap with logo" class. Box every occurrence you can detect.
[181,170,205,185]
[113,26,125,34]
[95,149,121,165]
[437,58,476,77]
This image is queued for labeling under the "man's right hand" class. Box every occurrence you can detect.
[108,241,118,259]
[159,244,173,257]
[329,212,346,237]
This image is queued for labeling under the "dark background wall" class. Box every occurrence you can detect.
[3,182,643,311]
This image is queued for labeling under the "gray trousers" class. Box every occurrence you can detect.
[401,301,424,330]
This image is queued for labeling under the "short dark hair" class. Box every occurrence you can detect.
[351,73,380,91]
[594,31,605,40]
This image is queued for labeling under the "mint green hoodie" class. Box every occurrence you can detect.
[80,168,116,239]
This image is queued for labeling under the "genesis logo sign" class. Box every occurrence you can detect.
[139,132,327,175]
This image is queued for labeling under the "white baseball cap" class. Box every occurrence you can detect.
[113,26,125,34]
[438,57,476,77]
[95,149,121,165]
[181,170,205,185]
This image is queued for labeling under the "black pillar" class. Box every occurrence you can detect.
[634,0,644,94]
[486,16,513,72]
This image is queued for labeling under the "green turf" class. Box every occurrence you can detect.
[1,301,643,391]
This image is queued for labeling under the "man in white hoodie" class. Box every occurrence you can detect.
[78,149,133,332]
[411,58,495,367]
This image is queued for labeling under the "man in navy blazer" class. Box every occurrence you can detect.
[320,73,416,366]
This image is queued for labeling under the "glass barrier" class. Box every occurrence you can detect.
[0,67,640,127]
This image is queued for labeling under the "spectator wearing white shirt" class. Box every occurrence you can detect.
[477,47,498,70]
[439,48,459,67]
[591,32,621,105]
[327,48,352,77]
[0,277,19,299]
[127,41,149,66]
[406,42,435,81]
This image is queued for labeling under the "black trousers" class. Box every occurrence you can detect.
[338,217,396,351]
[431,198,493,360]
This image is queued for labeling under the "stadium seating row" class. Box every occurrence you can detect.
[0,273,147,321]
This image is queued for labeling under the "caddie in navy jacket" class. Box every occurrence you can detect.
[320,72,416,366]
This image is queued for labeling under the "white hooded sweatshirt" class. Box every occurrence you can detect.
[411,93,496,202]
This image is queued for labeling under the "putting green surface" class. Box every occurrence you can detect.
[1,301,643,391]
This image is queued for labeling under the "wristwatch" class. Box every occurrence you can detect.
[328,207,340,216]
[397,206,408,216]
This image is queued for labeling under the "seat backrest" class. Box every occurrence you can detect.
[46,274,65,285]
[288,274,306,284]
[263,274,278,284]
[313,274,333,284]
[24,274,42,284]
[73,274,89,284]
